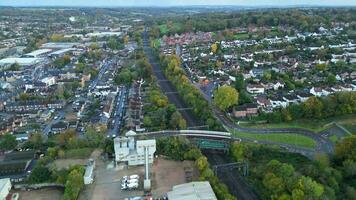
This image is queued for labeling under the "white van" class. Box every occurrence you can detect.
[126,182,139,190]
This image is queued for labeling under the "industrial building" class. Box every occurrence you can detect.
[167,181,218,200]
[114,130,156,166]
[23,49,52,58]
[0,57,43,66]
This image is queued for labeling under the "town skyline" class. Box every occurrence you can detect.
[1,0,356,7]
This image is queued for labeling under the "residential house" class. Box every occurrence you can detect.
[247,84,265,94]
[233,103,259,118]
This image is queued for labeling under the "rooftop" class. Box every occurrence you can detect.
[167,181,218,200]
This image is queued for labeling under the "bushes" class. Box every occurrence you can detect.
[62,166,85,200]
[62,148,94,159]
[230,140,356,200]
[143,88,186,131]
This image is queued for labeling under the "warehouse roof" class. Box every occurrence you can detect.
[0,57,43,66]
[24,49,52,57]
[167,181,218,200]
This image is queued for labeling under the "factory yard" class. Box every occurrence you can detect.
[79,159,144,200]
[15,188,63,200]
[151,157,197,197]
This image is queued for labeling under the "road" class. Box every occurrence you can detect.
[213,107,334,155]
[107,86,127,138]
[88,58,109,93]
[43,110,65,136]
[143,28,201,128]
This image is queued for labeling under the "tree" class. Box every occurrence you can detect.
[30,132,44,150]
[62,169,84,200]
[28,165,52,183]
[47,147,58,159]
[315,63,326,71]
[0,134,17,151]
[213,85,239,111]
[327,74,336,85]
[211,43,218,54]
[169,111,187,130]
[57,129,76,148]
[302,96,323,119]
[335,135,356,162]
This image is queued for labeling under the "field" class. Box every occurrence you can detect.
[239,114,356,133]
[234,32,249,40]
[15,188,63,200]
[159,23,182,35]
[230,129,317,148]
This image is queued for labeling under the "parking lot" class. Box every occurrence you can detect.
[79,159,144,200]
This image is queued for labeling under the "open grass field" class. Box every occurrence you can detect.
[239,114,356,133]
[159,23,182,35]
[230,129,317,148]
[234,32,249,40]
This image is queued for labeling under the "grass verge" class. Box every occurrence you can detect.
[230,129,317,148]
[238,114,356,133]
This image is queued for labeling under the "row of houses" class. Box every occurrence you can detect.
[4,100,64,113]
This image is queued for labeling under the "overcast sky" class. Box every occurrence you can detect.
[1,0,356,7]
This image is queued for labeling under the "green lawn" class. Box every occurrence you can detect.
[230,129,317,148]
[234,32,249,40]
[152,39,161,48]
[159,25,169,35]
[239,114,356,133]
[159,23,182,35]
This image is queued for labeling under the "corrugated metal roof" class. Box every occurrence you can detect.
[167,181,217,200]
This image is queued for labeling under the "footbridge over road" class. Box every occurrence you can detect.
[134,130,241,151]
[135,130,232,139]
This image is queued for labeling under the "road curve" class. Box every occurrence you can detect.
[213,105,334,155]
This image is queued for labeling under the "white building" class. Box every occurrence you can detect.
[114,130,156,166]
[41,76,56,86]
[24,49,52,58]
[167,181,217,200]
[246,84,265,94]
[0,57,43,66]
[0,178,11,200]
[84,159,95,185]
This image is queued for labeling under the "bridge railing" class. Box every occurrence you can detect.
[136,130,232,139]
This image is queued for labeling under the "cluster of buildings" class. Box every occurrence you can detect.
[159,23,356,118]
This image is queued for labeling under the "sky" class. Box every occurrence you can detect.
[1,0,356,7]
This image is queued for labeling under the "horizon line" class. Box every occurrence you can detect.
[1,4,356,8]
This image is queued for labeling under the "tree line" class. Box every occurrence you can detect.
[159,55,223,130]
[230,135,356,200]
[254,92,356,123]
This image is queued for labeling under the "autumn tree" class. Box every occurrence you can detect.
[62,168,84,200]
[213,85,239,111]
[211,43,218,54]
[302,96,323,119]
